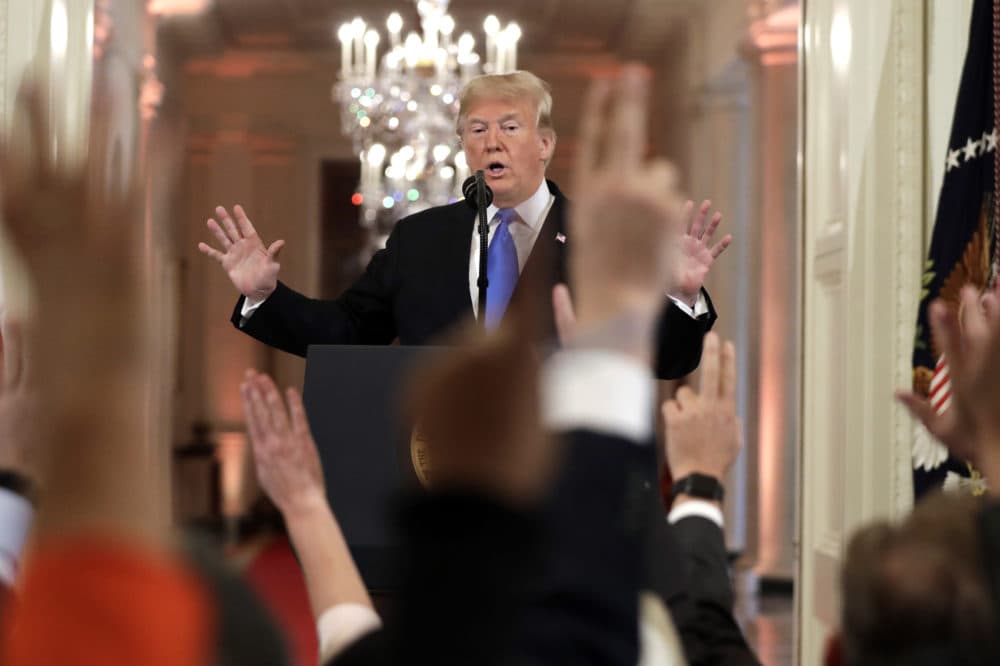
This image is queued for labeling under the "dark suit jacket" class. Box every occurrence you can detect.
[232,180,716,379]
[632,435,758,665]
[329,427,652,666]
[329,430,758,666]
[670,515,760,665]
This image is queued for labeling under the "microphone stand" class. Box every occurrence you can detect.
[475,170,489,331]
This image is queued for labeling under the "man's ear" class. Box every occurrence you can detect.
[823,631,844,666]
[539,130,556,163]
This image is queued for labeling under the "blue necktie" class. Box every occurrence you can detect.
[484,208,519,330]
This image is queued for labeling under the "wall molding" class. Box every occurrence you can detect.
[891,0,923,517]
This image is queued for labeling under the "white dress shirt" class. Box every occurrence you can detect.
[667,499,724,527]
[542,348,655,443]
[0,487,33,586]
[316,602,383,663]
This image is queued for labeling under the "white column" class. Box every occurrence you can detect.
[687,60,755,556]
[743,5,800,584]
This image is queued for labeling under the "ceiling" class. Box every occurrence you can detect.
[160,0,704,64]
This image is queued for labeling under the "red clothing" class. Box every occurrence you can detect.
[1,538,214,666]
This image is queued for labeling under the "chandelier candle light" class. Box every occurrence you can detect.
[334,0,521,245]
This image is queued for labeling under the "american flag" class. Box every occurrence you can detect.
[911,0,998,497]
[929,356,953,415]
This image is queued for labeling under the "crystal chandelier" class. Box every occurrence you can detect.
[333,0,521,244]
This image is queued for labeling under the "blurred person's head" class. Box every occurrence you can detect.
[457,71,556,208]
[825,492,997,666]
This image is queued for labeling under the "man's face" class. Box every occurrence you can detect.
[460,97,555,208]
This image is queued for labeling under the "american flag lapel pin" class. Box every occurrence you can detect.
[555,232,567,244]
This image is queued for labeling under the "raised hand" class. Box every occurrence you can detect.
[568,64,684,361]
[0,79,164,544]
[198,205,284,301]
[0,85,148,406]
[896,286,1000,473]
[241,369,326,516]
[671,200,732,307]
[662,332,742,482]
[240,368,375,629]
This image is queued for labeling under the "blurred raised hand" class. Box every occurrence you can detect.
[198,205,284,301]
[562,64,686,363]
[0,86,147,389]
[0,80,160,543]
[897,285,1000,484]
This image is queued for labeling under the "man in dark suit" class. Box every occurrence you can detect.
[198,70,731,380]
[330,60,754,663]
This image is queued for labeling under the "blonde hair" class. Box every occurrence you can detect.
[456,70,555,138]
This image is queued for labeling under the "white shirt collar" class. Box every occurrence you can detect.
[486,179,552,230]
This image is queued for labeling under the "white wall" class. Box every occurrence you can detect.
[798,0,926,661]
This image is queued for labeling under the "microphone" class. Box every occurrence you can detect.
[462,172,494,209]
[465,171,493,330]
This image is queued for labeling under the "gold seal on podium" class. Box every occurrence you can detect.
[410,425,432,488]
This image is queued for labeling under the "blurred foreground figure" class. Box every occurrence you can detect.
[0,83,289,666]
[831,492,996,666]
[0,84,212,665]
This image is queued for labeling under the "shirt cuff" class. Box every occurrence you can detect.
[316,603,383,663]
[0,487,33,586]
[668,499,724,527]
[667,292,708,318]
[240,295,267,318]
[542,349,654,443]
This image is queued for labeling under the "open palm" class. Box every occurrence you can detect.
[198,205,284,300]
[672,200,731,306]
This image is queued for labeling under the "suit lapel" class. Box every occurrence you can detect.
[507,180,568,338]
[442,202,478,317]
